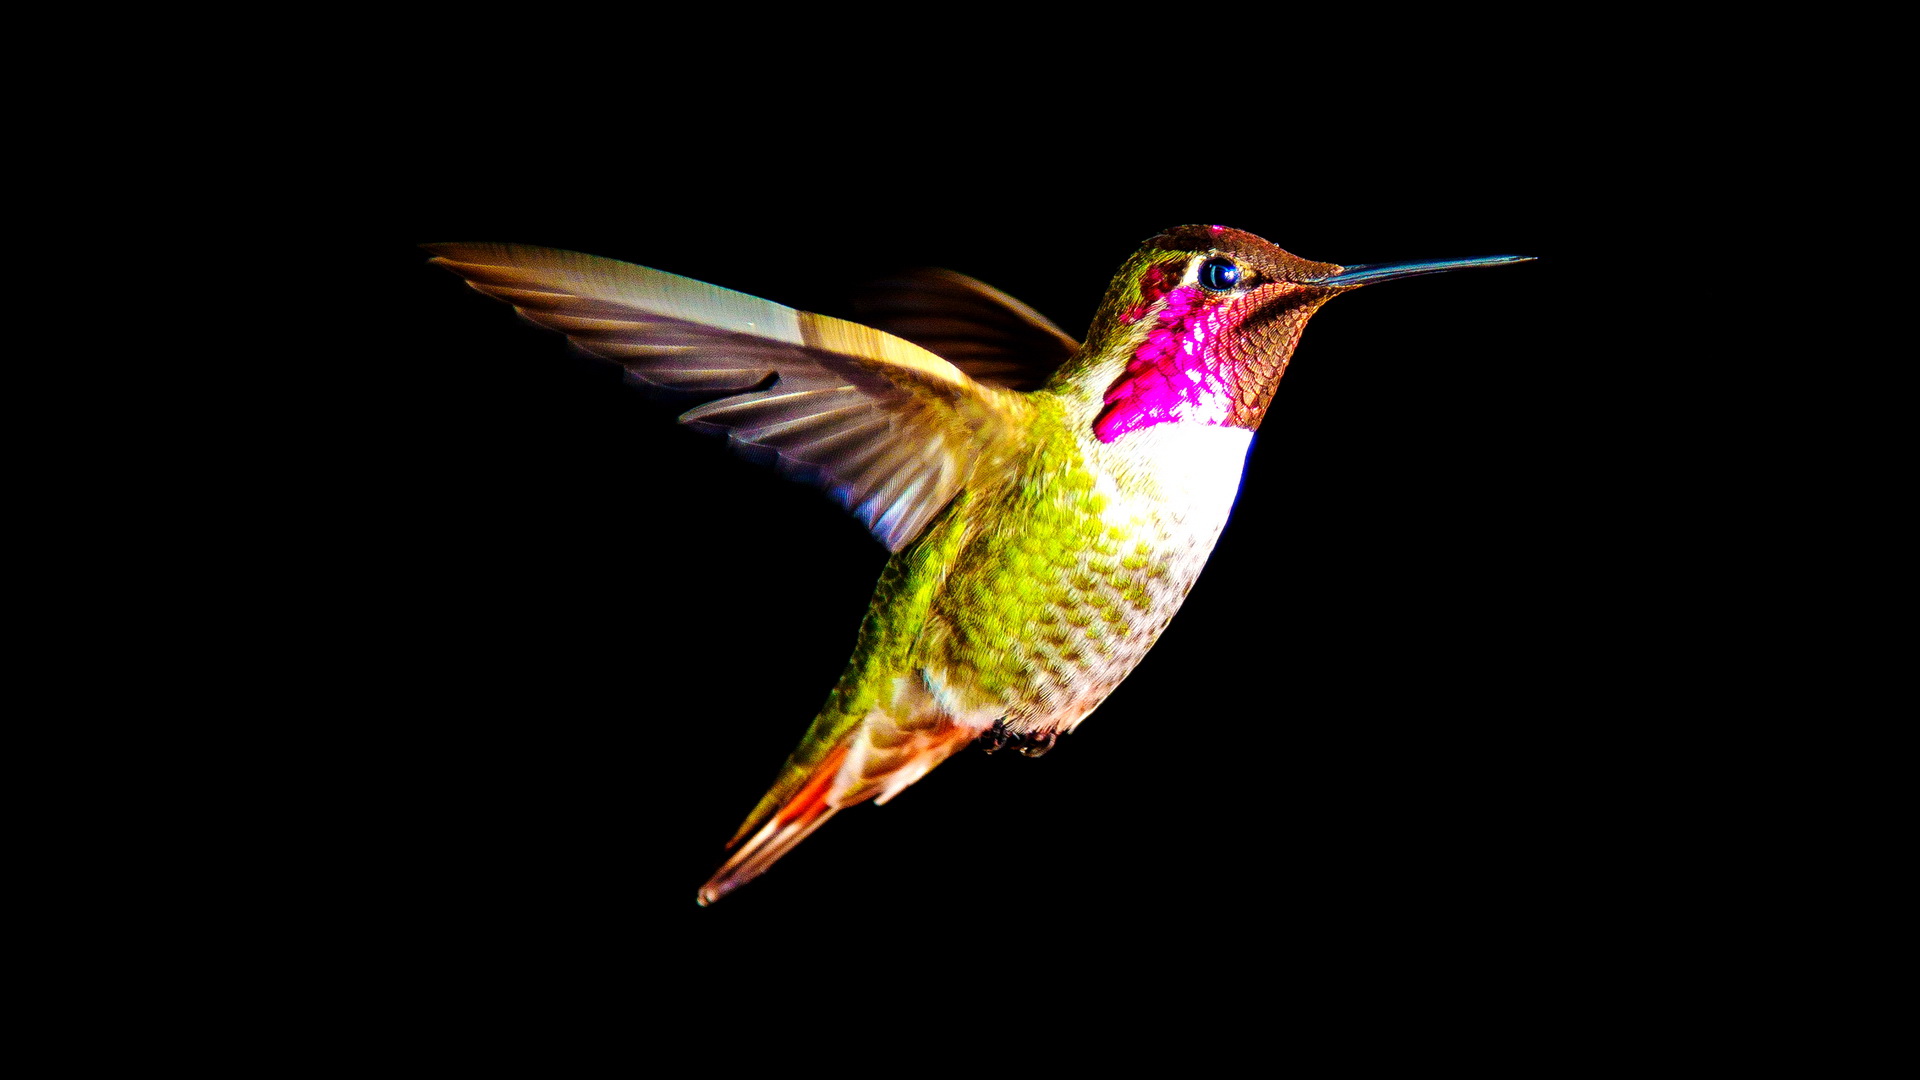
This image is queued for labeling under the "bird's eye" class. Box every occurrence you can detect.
[1198,257,1242,292]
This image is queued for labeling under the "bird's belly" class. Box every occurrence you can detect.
[928,425,1253,733]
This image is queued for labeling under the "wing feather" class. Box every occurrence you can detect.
[852,267,1081,391]
[427,243,1034,551]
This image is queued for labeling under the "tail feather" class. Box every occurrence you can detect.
[696,711,984,905]
[698,740,852,906]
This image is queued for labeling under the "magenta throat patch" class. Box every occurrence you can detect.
[1094,283,1242,443]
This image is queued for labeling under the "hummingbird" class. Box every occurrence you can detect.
[426,225,1529,904]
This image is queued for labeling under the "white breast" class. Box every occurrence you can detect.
[1032,423,1254,732]
[1091,423,1254,539]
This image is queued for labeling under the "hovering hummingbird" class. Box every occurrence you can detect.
[426,225,1529,904]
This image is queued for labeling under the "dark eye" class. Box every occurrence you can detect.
[1198,257,1242,292]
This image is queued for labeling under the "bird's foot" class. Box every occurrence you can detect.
[980,721,1058,758]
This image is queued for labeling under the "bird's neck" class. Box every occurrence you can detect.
[1052,276,1326,446]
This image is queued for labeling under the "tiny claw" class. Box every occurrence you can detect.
[980,718,1011,754]
[1016,731,1058,758]
[981,721,1058,757]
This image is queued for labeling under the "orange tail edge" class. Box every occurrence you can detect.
[696,739,852,906]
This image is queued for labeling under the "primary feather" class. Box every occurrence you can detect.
[425,242,1032,551]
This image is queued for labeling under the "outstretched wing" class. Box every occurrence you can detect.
[852,267,1080,392]
[426,243,1033,552]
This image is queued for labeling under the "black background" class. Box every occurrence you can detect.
[287,40,1686,1033]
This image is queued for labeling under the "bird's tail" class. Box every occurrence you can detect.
[697,711,981,905]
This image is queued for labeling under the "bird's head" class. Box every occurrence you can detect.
[1065,224,1528,443]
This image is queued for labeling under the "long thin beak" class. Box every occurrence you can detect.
[1321,254,1534,288]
